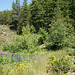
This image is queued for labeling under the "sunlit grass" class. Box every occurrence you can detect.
[0,44,75,75]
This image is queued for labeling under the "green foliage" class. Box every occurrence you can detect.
[65,34,75,48]
[38,28,48,44]
[17,24,22,35]
[30,0,45,31]
[22,25,36,35]
[3,36,28,53]
[45,20,66,50]
[12,0,21,34]
[0,10,12,25]
[66,49,75,56]
[0,0,75,51]
[69,35,75,48]
[24,34,41,53]
[21,0,28,26]
[47,55,74,74]
[0,55,8,64]
[22,26,30,35]
[3,34,41,53]
[30,25,36,33]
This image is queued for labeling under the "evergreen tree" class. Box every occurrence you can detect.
[20,0,31,34]
[21,0,28,26]
[30,0,45,32]
[42,0,56,30]
[70,0,75,33]
[12,0,20,27]
[0,10,12,25]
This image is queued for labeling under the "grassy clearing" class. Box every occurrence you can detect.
[0,48,75,75]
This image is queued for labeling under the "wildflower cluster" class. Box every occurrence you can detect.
[0,52,36,63]
[0,52,36,75]
[2,62,29,75]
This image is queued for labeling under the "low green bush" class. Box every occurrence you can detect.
[66,49,75,56]
[47,55,74,74]
[3,34,41,53]
[38,28,48,45]
[70,35,75,49]
[3,36,28,53]
[0,55,8,64]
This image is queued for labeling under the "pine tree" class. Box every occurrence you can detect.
[34,0,57,31]
[70,0,75,33]
[0,11,4,24]
[21,0,28,26]
[20,0,31,34]
[12,0,20,27]
[30,0,45,32]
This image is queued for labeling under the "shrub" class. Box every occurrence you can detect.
[3,36,28,53]
[25,34,41,53]
[69,35,75,48]
[3,34,41,53]
[66,49,75,56]
[22,25,36,35]
[47,55,73,74]
[0,54,8,64]
[45,21,66,50]
[38,28,48,45]
[30,25,36,33]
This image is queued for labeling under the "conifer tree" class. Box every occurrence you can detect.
[21,0,28,26]
[30,0,45,32]
[42,0,56,29]
[70,0,75,33]
[12,0,20,27]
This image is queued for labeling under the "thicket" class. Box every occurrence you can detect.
[0,0,75,52]
[3,34,41,53]
[47,55,75,74]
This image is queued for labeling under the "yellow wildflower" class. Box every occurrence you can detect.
[8,70,14,75]
[2,69,4,72]
[14,62,16,65]
[2,65,4,68]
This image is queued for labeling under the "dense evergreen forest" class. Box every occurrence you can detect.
[0,0,75,33]
[0,0,75,50]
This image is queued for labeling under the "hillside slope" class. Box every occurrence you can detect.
[0,25,16,50]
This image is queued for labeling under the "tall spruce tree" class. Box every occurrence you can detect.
[42,0,56,30]
[70,0,75,33]
[21,0,28,26]
[30,0,45,32]
[12,0,20,28]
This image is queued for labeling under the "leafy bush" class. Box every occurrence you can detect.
[69,35,75,48]
[3,36,28,53]
[45,21,66,50]
[22,25,36,35]
[22,26,30,35]
[66,49,75,56]
[3,34,41,53]
[47,55,74,74]
[0,54,8,64]
[24,34,41,53]
[30,25,36,33]
[38,28,48,45]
